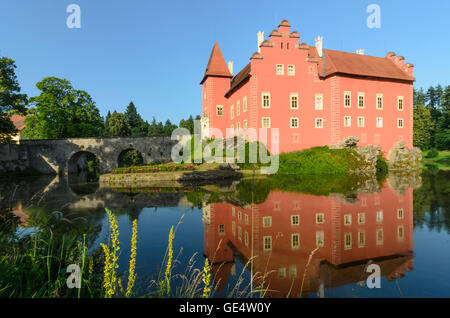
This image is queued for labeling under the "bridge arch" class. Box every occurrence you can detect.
[66,150,102,181]
[117,148,144,167]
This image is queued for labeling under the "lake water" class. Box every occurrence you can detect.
[1,169,449,298]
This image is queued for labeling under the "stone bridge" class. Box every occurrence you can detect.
[14,137,178,175]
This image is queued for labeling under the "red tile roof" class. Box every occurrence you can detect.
[310,47,415,82]
[200,42,233,84]
[9,115,27,131]
[225,63,251,97]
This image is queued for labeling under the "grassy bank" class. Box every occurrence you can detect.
[422,150,450,170]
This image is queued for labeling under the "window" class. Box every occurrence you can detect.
[243,119,247,129]
[291,233,300,249]
[244,214,249,225]
[290,117,299,128]
[315,118,324,128]
[289,265,297,278]
[244,231,249,246]
[291,215,300,226]
[238,210,242,221]
[232,207,235,217]
[358,213,366,224]
[236,101,240,116]
[397,118,404,128]
[376,94,383,109]
[236,122,241,132]
[376,229,384,245]
[263,236,272,251]
[397,208,404,219]
[216,105,223,116]
[262,117,271,128]
[315,94,323,110]
[278,267,287,278]
[357,116,365,127]
[243,96,247,112]
[263,216,272,228]
[231,124,234,133]
[238,226,242,241]
[231,105,234,119]
[290,93,299,109]
[344,91,351,108]
[398,96,404,111]
[344,116,351,127]
[398,226,404,240]
[287,64,295,76]
[376,210,383,223]
[276,64,284,75]
[316,213,324,224]
[316,231,324,247]
[232,221,236,236]
[262,92,271,108]
[218,224,225,235]
[376,117,383,128]
[344,233,352,250]
[358,231,366,248]
[358,93,365,108]
[344,214,352,226]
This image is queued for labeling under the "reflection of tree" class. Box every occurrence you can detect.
[413,169,450,233]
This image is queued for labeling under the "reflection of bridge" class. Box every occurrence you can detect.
[203,180,415,297]
[18,137,176,175]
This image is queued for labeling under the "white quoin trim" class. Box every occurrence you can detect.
[228,61,234,75]
[257,31,264,53]
[315,36,323,57]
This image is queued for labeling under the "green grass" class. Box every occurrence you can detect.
[276,146,363,175]
[422,150,450,170]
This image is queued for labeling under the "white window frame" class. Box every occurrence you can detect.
[376,117,383,128]
[376,210,383,223]
[376,94,383,110]
[291,215,300,226]
[376,229,384,245]
[262,92,271,108]
[358,92,365,109]
[398,226,404,241]
[236,100,240,116]
[316,231,324,247]
[263,236,272,251]
[290,93,299,109]
[397,208,404,219]
[358,213,366,224]
[290,117,299,128]
[315,118,324,128]
[315,94,324,110]
[397,96,404,111]
[344,116,351,127]
[357,116,365,127]
[358,231,366,248]
[344,233,352,250]
[291,233,300,249]
[397,118,404,128]
[276,64,284,75]
[243,119,247,129]
[344,91,351,108]
[262,117,271,128]
[230,105,234,119]
[287,64,295,76]
[216,105,223,116]
[218,224,225,235]
[236,121,241,131]
[243,96,247,112]
[262,216,272,228]
[344,214,352,226]
[316,213,325,224]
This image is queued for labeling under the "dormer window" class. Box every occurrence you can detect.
[276,64,284,75]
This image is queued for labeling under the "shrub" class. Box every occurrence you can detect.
[425,148,439,158]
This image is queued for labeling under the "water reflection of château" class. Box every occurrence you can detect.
[202,178,415,297]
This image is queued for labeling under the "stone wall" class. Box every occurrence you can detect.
[387,141,422,172]
[0,143,29,173]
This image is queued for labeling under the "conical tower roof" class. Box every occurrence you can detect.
[200,42,232,84]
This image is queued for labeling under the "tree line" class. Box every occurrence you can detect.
[0,56,199,142]
[413,85,450,150]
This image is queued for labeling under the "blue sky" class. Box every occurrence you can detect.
[0,0,449,124]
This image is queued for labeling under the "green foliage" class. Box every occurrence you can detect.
[413,104,433,150]
[425,148,439,158]
[375,155,389,181]
[23,77,103,139]
[106,111,131,137]
[119,149,144,167]
[0,57,27,143]
[276,146,361,175]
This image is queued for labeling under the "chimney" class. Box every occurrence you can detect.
[227,61,234,75]
[257,31,264,53]
[356,49,365,55]
[315,36,323,57]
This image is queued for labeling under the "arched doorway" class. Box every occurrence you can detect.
[118,148,144,167]
[67,151,100,183]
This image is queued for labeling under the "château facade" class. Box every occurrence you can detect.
[200,20,415,154]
